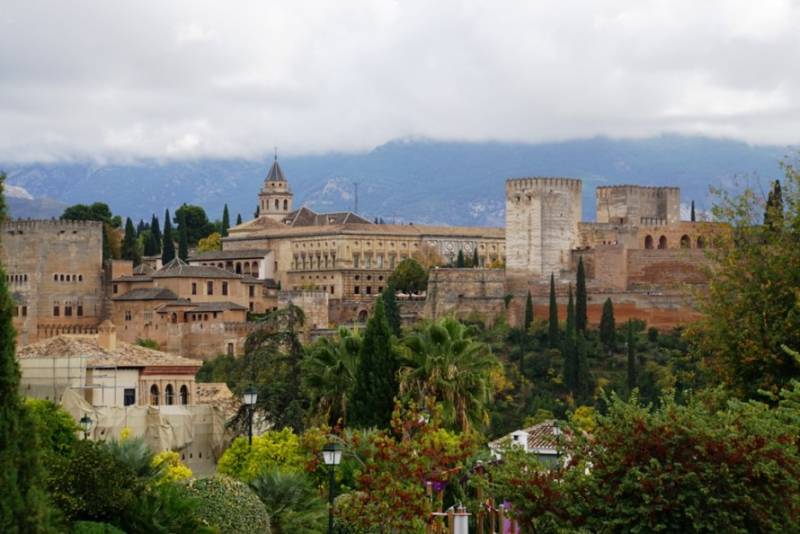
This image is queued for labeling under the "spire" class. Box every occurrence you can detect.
[266,148,286,182]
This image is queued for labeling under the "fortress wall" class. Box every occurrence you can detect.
[626,249,709,289]
[596,186,681,225]
[423,268,506,324]
[573,246,628,290]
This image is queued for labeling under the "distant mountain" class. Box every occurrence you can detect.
[1,183,65,219]
[1,135,792,226]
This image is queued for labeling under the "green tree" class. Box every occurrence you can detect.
[388,258,428,294]
[248,469,326,534]
[26,398,78,458]
[302,327,361,427]
[121,217,140,265]
[456,250,465,268]
[575,332,591,402]
[764,179,784,230]
[177,213,189,261]
[381,284,402,337]
[575,256,587,333]
[0,173,57,532]
[627,320,637,393]
[62,201,122,261]
[472,247,479,268]
[217,429,306,481]
[349,299,398,428]
[236,213,243,225]
[399,318,497,432]
[161,209,175,264]
[174,204,215,246]
[562,286,577,394]
[148,214,161,255]
[548,273,559,348]
[688,162,800,399]
[691,200,696,222]
[221,204,230,237]
[524,290,534,331]
[599,298,616,351]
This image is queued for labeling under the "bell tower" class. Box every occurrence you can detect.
[258,151,294,222]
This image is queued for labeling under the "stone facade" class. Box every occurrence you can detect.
[596,185,680,226]
[2,219,106,345]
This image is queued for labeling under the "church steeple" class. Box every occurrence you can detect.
[258,150,293,222]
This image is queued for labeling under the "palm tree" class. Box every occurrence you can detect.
[399,318,498,433]
[248,468,327,534]
[302,327,361,427]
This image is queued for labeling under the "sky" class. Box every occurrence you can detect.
[1,0,799,163]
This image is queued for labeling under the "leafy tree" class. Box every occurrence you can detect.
[456,249,465,268]
[0,172,56,532]
[122,482,211,534]
[302,327,361,427]
[599,297,616,351]
[236,213,243,225]
[221,204,230,237]
[26,398,78,458]
[548,273,559,348]
[217,429,306,482]
[62,201,122,261]
[388,258,428,294]
[524,290,534,331]
[381,284,402,337]
[575,256,587,333]
[248,469,326,534]
[349,299,399,428]
[399,318,498,432]
[627,320,637,392]
[688,162,800,399]
[121,217,140,265]
[691,200,696,222]
[197,232,222,252]
[174,204,215,246]
[183,477,271,534]
[161,209,175,263]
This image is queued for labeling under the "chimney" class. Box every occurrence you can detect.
[97,320,117,351]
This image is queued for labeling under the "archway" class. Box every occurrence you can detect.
[165,384,174,405]
[658,236,668,249]
[150,384,160,405]
[644,235,654,249]
[357,309,368,322]
[680,234,690,248]
[180,385,189,405]
[697,236,705,249]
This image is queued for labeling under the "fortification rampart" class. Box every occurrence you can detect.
[423,268,506,324]
[596,185,680,225]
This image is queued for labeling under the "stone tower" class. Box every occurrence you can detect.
[258,155,294,222]
[505,177,582,280]
[595,185,680,226]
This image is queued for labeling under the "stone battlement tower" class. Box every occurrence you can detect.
[596,185,680,226]
[258,155,294,222]
[505,177,582,280]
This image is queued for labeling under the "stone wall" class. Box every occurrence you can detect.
[278,290,330,332]
[505,178,582,281]
[596,185,680,225]
[2,220,105,345]
[626,249,709,289]
[423,268,507,325]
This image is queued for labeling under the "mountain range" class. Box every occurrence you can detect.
[1,135,793,226]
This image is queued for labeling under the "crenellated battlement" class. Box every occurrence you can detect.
[596,185,680,198]
[3,219,103,232]
[506,177,582,192]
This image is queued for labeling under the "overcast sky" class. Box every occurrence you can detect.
[1,0,799,162]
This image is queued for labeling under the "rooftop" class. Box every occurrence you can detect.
[189,249,270,261]
[488,420,569,452]
[152,257,244,279]
[113,288,178,301]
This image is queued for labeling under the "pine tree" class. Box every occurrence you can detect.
[690,200,696,222]
[221,204,230,237]
[122,217,137,262]
[0,175,55,530]
[576,256,587,333]
[627,320,637,393]
[548,273,559,348]
[236,213,242,225]
[456,250,465,268]
[524,290,534,331]
[472,248,479,268]
[381,284,402,337]
[178,214,189,261]
[161,209,176,263]
[349,299,398,428]
[599,298,616,352]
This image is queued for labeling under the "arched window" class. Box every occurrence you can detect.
[283,199,288,210]
[697,236,705,249]
[680,234,690,248]
[171,312,178,324]
[235,262,242,274]
[150,384,160,405]
[358,309,368,322]
[227,343,234,356]
[274,199,279,210]
[180,385,189,405]
[644,235,654,249]
[658,236,668,249]
[165,384,174,405]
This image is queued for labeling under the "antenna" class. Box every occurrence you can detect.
[353,182,360,214]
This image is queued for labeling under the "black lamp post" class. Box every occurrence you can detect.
[322,442,343,534]
[79,414,92,440]
[243,386,258,446]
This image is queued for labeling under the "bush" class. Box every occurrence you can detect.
[72,521,126,534]
[248,468,326,534]
[26,397,79,457]
[184,476,271,533]
[217,428,305,481]
[121,482,213,534]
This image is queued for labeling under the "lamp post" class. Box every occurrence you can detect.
[243,386,258,446]
[322,442,342,534]
[79,414,92,440]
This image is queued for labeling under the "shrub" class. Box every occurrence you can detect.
[134,338,160,349]
[121,482,213,534]
[71,521,126,534]
[217,428,305,481]
[152,450,192,483]
[26,397,79,457]
[248,468,326,534]
[184,476,271,533]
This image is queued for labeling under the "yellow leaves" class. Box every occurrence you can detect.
[197,232,222,252]
[152,450,193,482]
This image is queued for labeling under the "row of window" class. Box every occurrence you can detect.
[353,285,383,295]
[191,281,229,296]
[53,304,84,317]
[53,273,84,282]
[6,274,28,283]
[352,253,404,270]
[148,384,189,406]
[643,234,706,250]
[12,306,28,317]
[293,253,337,270]
[199,260,263,276]
[261,198,290,211]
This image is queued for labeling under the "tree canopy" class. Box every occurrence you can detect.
[388,258,428,294]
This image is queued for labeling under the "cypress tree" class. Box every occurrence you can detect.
[178,215,189,261]
[349,299,398,428]
[236,213,242,225]
[690,200,696,222]
[548,273,559,348]
[0,175,55,530]
[136,218,146,236]
[576,256,587,333]
[150,214,162,255]
[381,284,402,338]
[161,209,176,263]
[599,297,616,351]
[254,205,260,218]
[122,217,137,262]
[456,250,465,268]
[562,286,577,393]
[102,223,111,261]
[765,180,784,230]
[221,204,230,237]
[576,332,591,402]
[472,248,479,268]
[627,320,637,393]
[524,290,534,331]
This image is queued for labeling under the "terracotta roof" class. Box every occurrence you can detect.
[191,302,248,312]
[284,207,372,227]
[488,420,569,452]
[114,275,154,282]
[189,249,270,261]
[17,335,201,369]
[113,288,178,301]
[228,220,504,240]
[153,258,244,279]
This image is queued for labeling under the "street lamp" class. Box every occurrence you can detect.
[79,414,92,440]
[322,442,343,534]
[243,386,257,446]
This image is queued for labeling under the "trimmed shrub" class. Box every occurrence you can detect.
[184,476,271,533]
